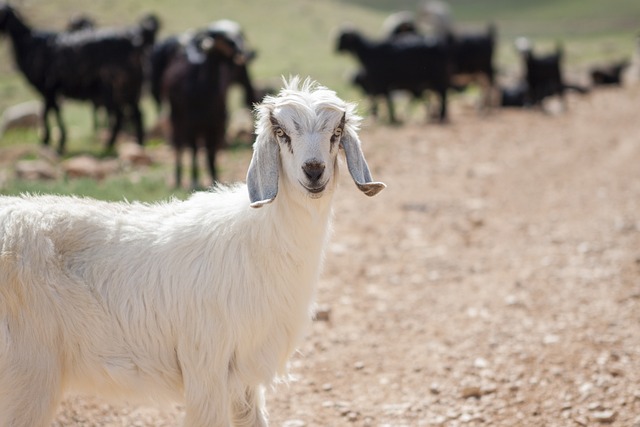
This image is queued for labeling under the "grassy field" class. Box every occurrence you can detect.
[1,0,639,200]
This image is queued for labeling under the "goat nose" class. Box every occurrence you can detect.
[302,161,325,182]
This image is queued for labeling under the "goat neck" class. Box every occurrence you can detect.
[259,172,336,253]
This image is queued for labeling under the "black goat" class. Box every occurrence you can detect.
[590,59,629,86]
[207,20,261,108]
[522,42,566,106]
[351,67,438,122]
[517,39,588,109]
[0,4,158,153]
[447,23,496,106]
[65,15,103,130]
[381,15,496,111]
[159,31,245,189]
[354,15,433,122]
[337,28,451,123]
[151,19,259,114]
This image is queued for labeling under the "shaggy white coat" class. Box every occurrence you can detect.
[0,77,384,427]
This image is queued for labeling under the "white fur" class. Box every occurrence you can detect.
[0,76,384,427]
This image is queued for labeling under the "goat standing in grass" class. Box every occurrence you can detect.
[151,21,260,188]
[420,4,498,108]
[337,27,451,124]
[0,4,157,153]
[160,30,245,189]
[0,76,385,427]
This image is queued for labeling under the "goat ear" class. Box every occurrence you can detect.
[340,123,386,197]
[247,123,280,208]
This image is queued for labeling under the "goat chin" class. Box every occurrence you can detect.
[0,76,384,427]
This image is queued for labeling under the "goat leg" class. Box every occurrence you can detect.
[385,92,399,125]
[191,145,200,190]
[42,98,66,154]
[130,104,145,146]
[105,110,124,153]
[53,104,66,154]
[437,89,448,123]
[41,100,52,147]
[174,144,183,189]
[205,135,220,186]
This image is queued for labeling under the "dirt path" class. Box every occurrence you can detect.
[52,87,640,426]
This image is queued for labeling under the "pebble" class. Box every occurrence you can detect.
[473,357,489,369]
[574,416,589,426]
[429,415,447,425]
[313,305,331,322]
[591,410,617,423]
[461,386,482,399]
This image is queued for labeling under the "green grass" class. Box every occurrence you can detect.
[1,0,639,200]
[2,173,191,202]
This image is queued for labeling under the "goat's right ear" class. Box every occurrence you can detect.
[247,110,280,208]
[340,119,386,197]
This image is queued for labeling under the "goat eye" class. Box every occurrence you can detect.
[274,128,285,138]
[333,128,343,138]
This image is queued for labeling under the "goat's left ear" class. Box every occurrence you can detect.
[340,119,386,197]
[247,114,280,208]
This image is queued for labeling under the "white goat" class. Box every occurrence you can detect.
[0,76,385,427]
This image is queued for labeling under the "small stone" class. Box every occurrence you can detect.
[588,402,604,411]
[283,420,306,427]
[62,155,105,179]
[591,410,617,423]
[313,305,331,322]
[429,382,441,394]
[473,357,488,369]
[461,386,482,399]
[118,141,152,166]
[574,416,589,426]
[579,382,593,395]
[430,415,447,425]
[15,159,57,180]
[481,383,497,395]
[346,411,358,422]
[0,100,41,135]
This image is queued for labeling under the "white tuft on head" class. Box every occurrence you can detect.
[247,75,384,208]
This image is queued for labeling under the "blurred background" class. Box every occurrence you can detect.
[0,0,639,201]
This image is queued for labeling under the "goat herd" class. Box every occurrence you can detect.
[0,3,262,189]
[0,3,637,189]
[338,9,635,123]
